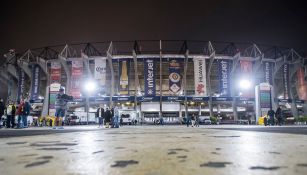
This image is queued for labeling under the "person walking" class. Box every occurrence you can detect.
[191,113,196,127]
[22,100,31,128]
[267,108,275,126]
[104,108,112,128]
[113,106,119,128]
[275,106,282,126]
[6,101,16,128]
[0,99,5,129]
[16,99,24,128]
[54,88,73,129]
[96,106,105,128]
[195,114,200,127]
[186,114,191,127]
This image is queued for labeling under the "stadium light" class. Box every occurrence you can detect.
[239,79,251,89]
[84,79,97,93]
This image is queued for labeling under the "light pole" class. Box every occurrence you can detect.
[84,79,97,125]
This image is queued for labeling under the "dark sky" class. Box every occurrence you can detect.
[1,0,307,56]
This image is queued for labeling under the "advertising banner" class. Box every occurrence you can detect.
[217,59,231,96]
[169,59,181,94]
[118,60,129,95]
[240,60,253,97]
[71,59,83,98]
[144,58,156,96]
[263,62,273,85]
[50,62,61,83]
[193,58,206,96]
[30,64,40,100]
[296,67,307,100]
[259,83,272,109]
[94,58,107,85]
[49,83,61,116]
[17,69,25,102]
[283,64,289,99]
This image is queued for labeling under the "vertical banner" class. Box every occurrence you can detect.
[263,62,273,85]
[30,64,41,101]
[283,64,289,99]
[71,59,83,98]
[169,59,181,94]
[50,62,61,83]
[296,67,307,100]
[193,58,206,96]
[94,58,107,85]
[49,62,61,116]
[217,59,231,96]
[240,60,253,97]
[144,58,156,96]
[17,69,25,102]
[259,83,272,109]
[118,60,130,95]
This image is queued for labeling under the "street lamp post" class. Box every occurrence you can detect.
[84,79,97,125]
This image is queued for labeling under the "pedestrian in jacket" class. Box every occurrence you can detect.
[16,100,25,128]
[267,108,275,126]
[0,99,5,128]
[6,101,16,128]
[96,106,105,128]
[22,100,31,128]
[104,108,112,128]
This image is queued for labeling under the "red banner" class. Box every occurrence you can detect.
[240,60,254,98]
[297,67,307,100]
[71,60,83,98]
[50,62,61,83]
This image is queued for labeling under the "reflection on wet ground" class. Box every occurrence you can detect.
[0,125,307,175]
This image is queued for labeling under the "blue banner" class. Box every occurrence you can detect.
[144,58,156,96]
[212,97,233,101]
[17,69,25,102]
[30,64,41,101]
[137,96,160,102]
[169,59,181,94]
[217,59,231,97]
[263,62,273,85]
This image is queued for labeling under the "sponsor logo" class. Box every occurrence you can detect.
[146,59,155,95]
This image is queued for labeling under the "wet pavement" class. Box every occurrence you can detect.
[0,125,307,175]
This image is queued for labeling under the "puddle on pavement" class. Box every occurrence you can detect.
[211,136,240,138]
[168,148,189,152]
[25,160,50,168]
[211,152,220,155]
[268,151,281,154]
[0,158,4,161]
[111,160,139,168]
[6,142,27,145]
[38,148,68,150]
[20,154,38,157]
[115,147,126,149]
[249,166,285,170]
[200,161,232,168]
[31,143,78,147]
[168,151,177,155]
[36,156,54,160]
[297,164,307,167]
[177,155,187,159]
[215,148,221,150]
[92,150,104,154]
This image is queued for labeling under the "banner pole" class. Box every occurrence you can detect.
[184,50,189,119]
[159,40,162,118]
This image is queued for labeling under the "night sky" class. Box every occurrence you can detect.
[1,0,307,56]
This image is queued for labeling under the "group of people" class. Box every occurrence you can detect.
[0,98,31,129]
[96,106,120,128]
[186,113,200,127]
[265,106,283,126]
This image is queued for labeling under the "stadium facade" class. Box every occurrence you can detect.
[1,40,307,124]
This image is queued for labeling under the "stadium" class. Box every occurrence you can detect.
[1,40,307,124]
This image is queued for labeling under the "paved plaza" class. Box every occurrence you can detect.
[0,125,307,175]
